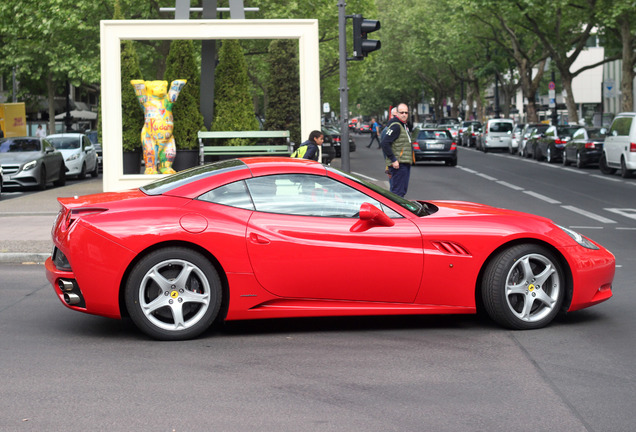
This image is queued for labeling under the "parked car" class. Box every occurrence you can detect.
[357,123,371,134]
[318,127,336,165]
[521,124,550,159]
[462,123,482,147]
[85,130,102,173]
[45,157,615,340]
[509,123,526,154]
[480,118,514,152]
[534,125,580,163]
[562,127,606,168]
[47,133,99,179]
[411,128,457,166]
[323,125,355,158]
[600,112,636,178]
[0,137,66,190]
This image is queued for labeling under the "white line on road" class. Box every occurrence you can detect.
[496,181,524,190]
[615,227,636,230]
[523,191,561,204]
[352,171,379,182]
[605,208,636,221]
[591,174,623,182]
[561,205,617,223]
[458,167,478,174]
[476,173,498,181]
[569,226,604,229]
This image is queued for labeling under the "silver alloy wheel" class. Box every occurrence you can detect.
[138,258,212,332]
[503,253,561,323]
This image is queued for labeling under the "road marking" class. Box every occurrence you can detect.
[352,171,378,182]
[569,226,604,229]
[496,181,524,190]
[523,191,561,204]
[561,205,616,223]
[615,227,636,230]
[562,168,588,175]
[476,173,498,181]
[605,208,636,221]
[458,167,478,174]
[591,174,622,182]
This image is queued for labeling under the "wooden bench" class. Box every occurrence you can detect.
[198,131,292,164]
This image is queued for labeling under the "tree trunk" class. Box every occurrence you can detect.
[47,72,56,134]
[620,14,635,112]
[561,72,579,124]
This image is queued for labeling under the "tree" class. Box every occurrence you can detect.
[0,0,102,132]
[163,40,205,150]
[212,40,259,146]
[264,39,301,146]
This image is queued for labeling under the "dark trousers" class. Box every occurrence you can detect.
[367,133,380,147]
[389,163,411,197]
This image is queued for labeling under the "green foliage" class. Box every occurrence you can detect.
[265,39,301,146]
[212,40,259,146]
[164,40,205,150]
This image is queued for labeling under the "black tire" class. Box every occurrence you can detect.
[53,164,66,187]
[620,157,632,178]
[599,154,616,175]
[78,162,87,180]
[447,158,457,167]
[546,147,554,163]
[575,152,584,169]
[125,247,223,340]
[562,151,570,166]
[481,244,564,330]
[534,147,543,161]
[37,166,47,190]
[90,161,99,178]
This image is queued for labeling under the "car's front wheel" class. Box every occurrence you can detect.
[125,247,222,340]
[481,244,564,330]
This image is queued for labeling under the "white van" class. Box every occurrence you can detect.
[481,118,514,153]
[600,112,636,178]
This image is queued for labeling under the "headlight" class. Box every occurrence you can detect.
[23,160,37,171]
[557,225,599,250]
[66,153,80,161]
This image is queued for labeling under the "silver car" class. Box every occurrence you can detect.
[0,137,66,190]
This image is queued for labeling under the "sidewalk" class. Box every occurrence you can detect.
[0,178,104,263]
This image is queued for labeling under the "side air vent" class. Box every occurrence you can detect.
[432,241,471,256]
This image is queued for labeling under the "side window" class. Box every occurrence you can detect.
[572,130,584,140]
[610,117,632,136]
[198,180,255,210]
[245,174,397,218]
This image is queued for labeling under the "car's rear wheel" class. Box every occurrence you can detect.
[546,147,554,163]
[575,152,584,169]
[125,247,222,340]
[599,154,616,175]
[562,151,570,166]
[481,244,564,330]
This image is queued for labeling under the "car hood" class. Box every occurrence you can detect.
[426,200,551,223]
[57,148,81,156]
[0,152,42,164]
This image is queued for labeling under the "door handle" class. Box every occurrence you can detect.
[249,233,270,245]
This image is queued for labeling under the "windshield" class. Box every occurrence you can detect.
[48,137,81,150]
[0,138,41,153]
[326,166,433,216]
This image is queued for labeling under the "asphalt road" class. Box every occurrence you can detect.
[1,136,634,431]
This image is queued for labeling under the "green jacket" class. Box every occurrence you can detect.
[382,120,412,165]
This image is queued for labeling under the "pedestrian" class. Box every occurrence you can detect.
[366,118,381,148]
[291,130,323,161]
[380,103,413,197]
[35,125,46,138]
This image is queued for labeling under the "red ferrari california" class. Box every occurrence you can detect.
[45,157,615,340]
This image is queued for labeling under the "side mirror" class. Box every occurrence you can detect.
[359,202,394,227]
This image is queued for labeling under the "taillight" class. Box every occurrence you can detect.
[554,139,567,144]
[585,142,595,149]
[451,143,457,150]
[333,137,341,142]
[412,142,421,150]
[630,142,636,152]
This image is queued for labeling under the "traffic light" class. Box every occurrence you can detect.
[352,14,381,60]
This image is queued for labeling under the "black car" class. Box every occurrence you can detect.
[461,122,482,147]
[522,124,550,159]
[534,125,580,163]
[562,127,606,168]
[412,128,457,166]
[322,126,355,158]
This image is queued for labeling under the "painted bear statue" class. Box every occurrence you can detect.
[131,79,187,174]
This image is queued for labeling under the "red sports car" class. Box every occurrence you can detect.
[45,158,615,340]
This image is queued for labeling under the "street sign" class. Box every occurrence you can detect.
[603,80,617,98]
[549,89,556,108]
[548,81,556,90]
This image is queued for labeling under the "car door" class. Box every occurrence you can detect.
[83,136,97,171]
[244,174,424,303]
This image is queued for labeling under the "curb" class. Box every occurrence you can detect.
[0,253,50,264]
